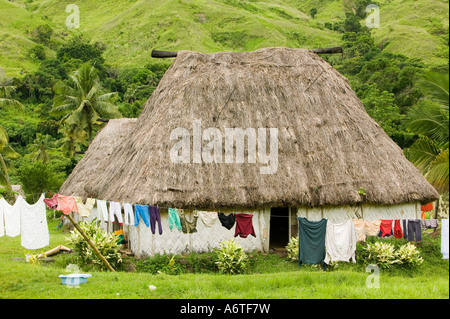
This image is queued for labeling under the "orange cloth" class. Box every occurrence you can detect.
[421,202,433,212]
[57,195,78,215]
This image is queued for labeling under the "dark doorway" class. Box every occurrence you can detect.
[269,207,290,250]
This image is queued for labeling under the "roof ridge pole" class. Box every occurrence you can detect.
[150,47,344,58]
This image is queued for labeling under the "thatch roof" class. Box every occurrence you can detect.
[59,47,439,209]
[60,118,137,195]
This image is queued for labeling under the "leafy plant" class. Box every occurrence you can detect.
[67,220,123,270]
[361,241,424,270]
[285,236,299,262]
[214,239,249,274]
[396,243,424,267]
[357,187,367,197]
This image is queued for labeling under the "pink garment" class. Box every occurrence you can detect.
[57,195,78,215]
[44,194,59,209]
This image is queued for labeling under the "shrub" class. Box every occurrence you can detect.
[285,236,299,262]
[363,241,399,269]
[361,241,424,270]
[396,243,423,267]
[67,220,123,270]
[214,239,249,274]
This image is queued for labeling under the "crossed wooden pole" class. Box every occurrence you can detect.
[66,214,116,272]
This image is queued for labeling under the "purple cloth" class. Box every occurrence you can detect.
[149,206,163,235]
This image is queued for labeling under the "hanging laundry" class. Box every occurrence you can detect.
[441,219,448,260]
[420,202,433,219]
[197,211,218,227]
[379,219,393,237]
[420,219,439,230]
[324,220,357,264]
[109,201,123,225]
[149,206,163,235]
[0,198,4,237]
[407,219,422,242]
[234,213,256,238]
[297,217,327,269]
[74,197,96,217]
[168,208,182,231]
[179,210,198,234]
[393,219,403,239]
[353,219,382,242]
[365,219,382,237]
[123,203,135,226]
[57,195,78,215]
[96,199,109,222]
[421,202,433,212]
[402,219,408,239]
[43,193,59,210]
[352,219,366,242]
[1,196,21,237]
[134,204,150,227]
[18,194,49,250]
[218,212,235,230]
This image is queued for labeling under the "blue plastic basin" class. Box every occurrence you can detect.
[59,274,92,286]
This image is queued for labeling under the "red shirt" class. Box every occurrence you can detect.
[234,214,256,238]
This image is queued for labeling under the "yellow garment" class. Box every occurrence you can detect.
[352,219,366,242]
[352,219,381,242]
[365,219,381,237]
[74,197,96,217]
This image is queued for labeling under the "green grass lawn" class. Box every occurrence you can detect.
[0,214,448,299]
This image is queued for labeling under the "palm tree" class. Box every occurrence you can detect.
[0,81,23,190]
[56,123,86,158]
[406,71,449,194]
[0,127,20,189]
[0,84,24,109]
[51,63,121,145]
[29,133,54,163]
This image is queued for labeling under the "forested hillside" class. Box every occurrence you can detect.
[0,0,448,201]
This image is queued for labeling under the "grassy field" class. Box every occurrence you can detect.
[0,214,448,299]
[1,0,448,77]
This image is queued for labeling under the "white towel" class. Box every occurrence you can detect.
[1,196,21,237]
[0,197,5,237]
[74,197,96,217]
[96,199,109,222]
[123,203,134,226]
[442,219,449,260]
[197,211,218,227]
[109,201,123,224]
[325,219,357,264]
[18,194,49,250]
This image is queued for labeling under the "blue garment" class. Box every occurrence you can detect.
[297,217,328,270]
[134,204,150,227]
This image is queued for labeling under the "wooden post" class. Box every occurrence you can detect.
[66,213,116,272]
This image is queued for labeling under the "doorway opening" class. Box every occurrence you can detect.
[269,207,290,252]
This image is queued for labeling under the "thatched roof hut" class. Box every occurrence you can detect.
[60,47,438,209]
[59,47,440,256]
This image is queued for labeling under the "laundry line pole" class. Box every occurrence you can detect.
[65,213,116,272]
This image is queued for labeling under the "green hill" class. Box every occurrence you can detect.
[1,0,448,77]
